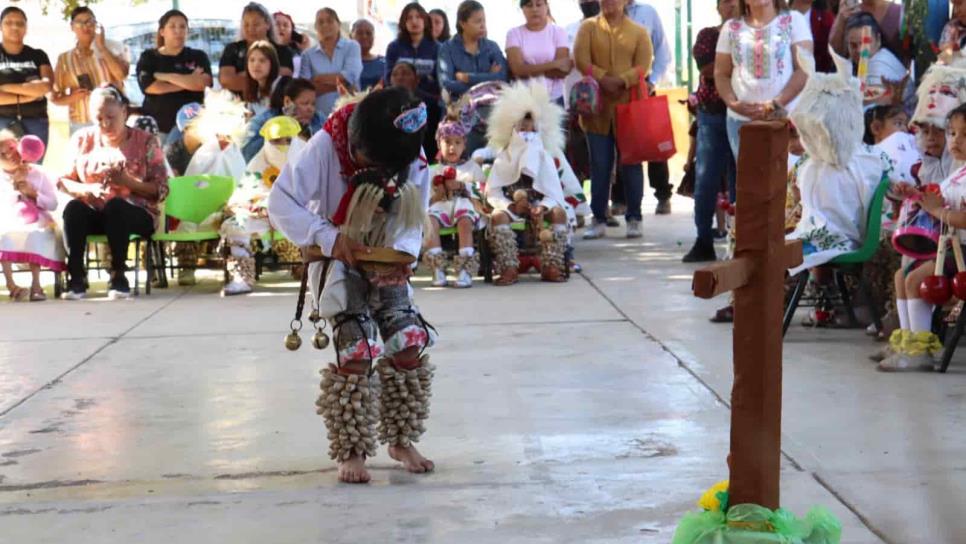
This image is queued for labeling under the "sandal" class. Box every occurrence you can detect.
[29,287,46,302]
[7,286,27,302]
[710,305,734,323]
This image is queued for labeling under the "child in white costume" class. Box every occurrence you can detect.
[221,115,306,295]
[269,88,437,484]
[873,63,966,371]
[787,50,891,275]
[422,109,486,288]
[485,82,572,285]
[0,133,63,301]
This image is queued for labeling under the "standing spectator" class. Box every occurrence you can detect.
[219,3,294,95]
[845,13,912,109]
[830,0,903,59]
[714,0,812,159]
[574,0,653,240]
[136,9,213,138]
[0,7,53,153]
[385,3,441,100]
[625,1,674,215]
[430,9,452,43]
[242,76,322,162]
[505,0,572,105]
[274,11,311,58]
[352,19,385,90]
[390,62,442,160]
[438,0,508,101]
[59,87,168,300]
[299,8,362,119]
[939,0,966,63]
[790,0,836,72]
[683,0,738,263]
[52,7,130,135]
[243,40,280,117]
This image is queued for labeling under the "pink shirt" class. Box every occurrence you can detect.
[505,23,569,100]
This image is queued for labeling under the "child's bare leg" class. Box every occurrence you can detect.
[29,264,42,291]
[457,216,473,250]
[2,262,16,291]
[331,358,373,483]
[385,346,435,473]
[427,217,442,250]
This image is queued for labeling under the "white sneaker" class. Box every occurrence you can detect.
[583,221,606,240]
[454,269,473,288]
[61,290,86,301]
[107,289,131,300]
[431,268,448,287]
[222,280,253,297]
[626,220,642,239]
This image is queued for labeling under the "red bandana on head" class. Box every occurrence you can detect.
[323,102,359,179]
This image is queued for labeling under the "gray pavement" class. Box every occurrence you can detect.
[0,194,961,543]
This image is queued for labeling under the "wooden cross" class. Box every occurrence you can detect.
[691,121,803,509]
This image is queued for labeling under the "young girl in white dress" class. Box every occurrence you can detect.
[0,132,64,301]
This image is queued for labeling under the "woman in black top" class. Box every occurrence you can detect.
[136,10,213,138]
[219,2,294,94]
[0,7,53,155]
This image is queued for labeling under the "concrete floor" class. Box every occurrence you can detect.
[0,194,962,543]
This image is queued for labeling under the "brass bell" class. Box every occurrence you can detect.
[309,310,321,323]
[312,329,330,350]
[285,331,303,351]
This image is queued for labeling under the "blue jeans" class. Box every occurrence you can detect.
[725,115,747,162]
[694,111,736,244]
[0,116,49,161]
[586,132,644,222]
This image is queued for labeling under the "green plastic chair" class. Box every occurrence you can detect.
[830,177,890,264]
[152,175,235,284]
[783,177,890,336]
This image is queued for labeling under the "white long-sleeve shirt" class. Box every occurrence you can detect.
[267,129,431,258]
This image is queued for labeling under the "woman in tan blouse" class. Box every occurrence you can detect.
[574,0,652,239]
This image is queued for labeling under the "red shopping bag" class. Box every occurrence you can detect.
[615,72,676,164]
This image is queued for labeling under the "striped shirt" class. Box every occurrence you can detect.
[54,42,129,124]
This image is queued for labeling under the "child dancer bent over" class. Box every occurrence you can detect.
[269,88,437,483]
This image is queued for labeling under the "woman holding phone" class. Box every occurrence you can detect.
[53,6,130,134]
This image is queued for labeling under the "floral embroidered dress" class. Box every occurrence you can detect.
[0,166,64,270]
[715,11,812,121]
[940,164,966,245]
[787,145,890,274]
[427,161,485,229]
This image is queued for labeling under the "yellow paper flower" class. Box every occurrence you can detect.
[697,480,729,512]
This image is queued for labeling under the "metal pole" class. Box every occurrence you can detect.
[674,0,682,87]
[172,0,180,10]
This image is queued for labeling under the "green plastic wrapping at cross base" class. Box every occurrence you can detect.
[672,504,842,544]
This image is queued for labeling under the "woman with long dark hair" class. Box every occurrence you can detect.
[135,9,212,139]
[437,0,508,100]
[429,9,451,42]
[385,3,440,99]
[219,2,294,94]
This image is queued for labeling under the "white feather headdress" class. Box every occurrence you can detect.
[486,81,565,154]
[789,48,862,169]
[911,61,966,130]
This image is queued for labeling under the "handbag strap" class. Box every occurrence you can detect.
[15,94,21,120]
[629,69,648,102]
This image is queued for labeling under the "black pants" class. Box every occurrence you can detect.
[612,161,672,205]
[63,198,154,289]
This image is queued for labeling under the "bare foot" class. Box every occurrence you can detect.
[338,454,371,484]
[388,444,435,473]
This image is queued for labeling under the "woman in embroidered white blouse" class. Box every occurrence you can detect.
[714,0,813,158]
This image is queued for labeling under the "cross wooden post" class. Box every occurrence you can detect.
[691,121,803,509]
